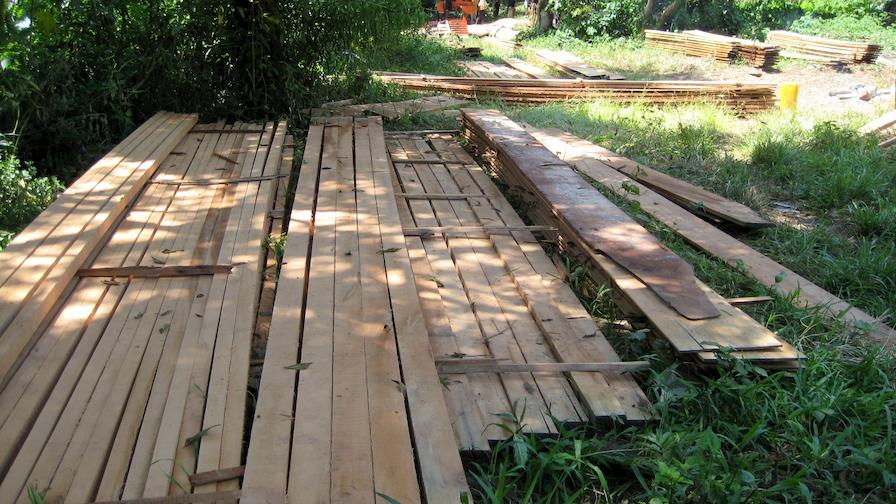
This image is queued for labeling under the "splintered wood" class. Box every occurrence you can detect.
[0,116,290,502]
[461,109,805,367]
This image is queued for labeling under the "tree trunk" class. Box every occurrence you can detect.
[657,0,686,28]
[536,1,551,33]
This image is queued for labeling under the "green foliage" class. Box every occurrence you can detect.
[799,0,888,18]
[0,137,62,249]
[791,14,896,51]
[551,0,643,39]
[1,0,424,182]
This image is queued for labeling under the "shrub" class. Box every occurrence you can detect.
[553,0,643,39]
[0,137,62,249]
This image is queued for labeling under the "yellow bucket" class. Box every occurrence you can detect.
[780,83,798,111]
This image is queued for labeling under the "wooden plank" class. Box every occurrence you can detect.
[77,265,233,278]
[436,359,649,373]
[542,133,770,228]
[859,109,896,134]
[240,123,322,504]
[149,174,286,185]
[528,126,890,348]
[503,58,554,79]
[283,117,343,503]
[353,118,421,502]
[368,118,470,502]
[92,491,242,504]
[0,113,199,389]
[463,108,720,321]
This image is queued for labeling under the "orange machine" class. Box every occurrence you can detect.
[436,0,479,17]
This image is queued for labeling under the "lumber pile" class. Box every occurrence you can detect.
[645,29,780,70]
[377,72,777,112]
[526,125,895,348]
[461,109,804,368]
[767,30,880,64]
[533,49,626,80]
[0,115,292,501]
[386,130,650,449]
[242,116,472,504]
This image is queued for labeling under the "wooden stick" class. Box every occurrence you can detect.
[188,466,245,487]
[726,295,773,306]
[77,265,233,278]
[396,193,488,200]
[150,174,287,185]
[436,358,649,374]
[91,490,242,504]
[403,225,556,236]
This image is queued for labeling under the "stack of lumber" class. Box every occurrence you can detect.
[533,49,626,80]
[767,30,880,64]
[550,136,771,228]
[646,29,738,62]
[241,116,472,503]
[386,130,650,450]
[377,72,777,112]
[524,125,895,348]
[685,30,780,69]
[461,108,805,368]
[645,30,780,70]
[0,114,292,502]
[311,94,468,119]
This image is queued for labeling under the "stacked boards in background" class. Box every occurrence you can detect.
[461,108,804,368]
[0,114,291,502]
[767,30,881,64]
[377,72,777,113]
[645,29,780,70]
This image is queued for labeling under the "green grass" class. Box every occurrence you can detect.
[791,15,896,53]
[359,32,896,503]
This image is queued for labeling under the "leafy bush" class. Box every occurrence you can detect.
[799,0,887,18]
[0,137,62,249]
[1,0,425,183]
[791,14,896,51]
[553,0,643,39]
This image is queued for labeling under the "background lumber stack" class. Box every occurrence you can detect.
[646,29,780,70]
[767,30,880,63]
[377,72,777,112]
[461,109,803,368]
[0,117,290,502]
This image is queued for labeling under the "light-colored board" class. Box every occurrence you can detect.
[368,118,471,502]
